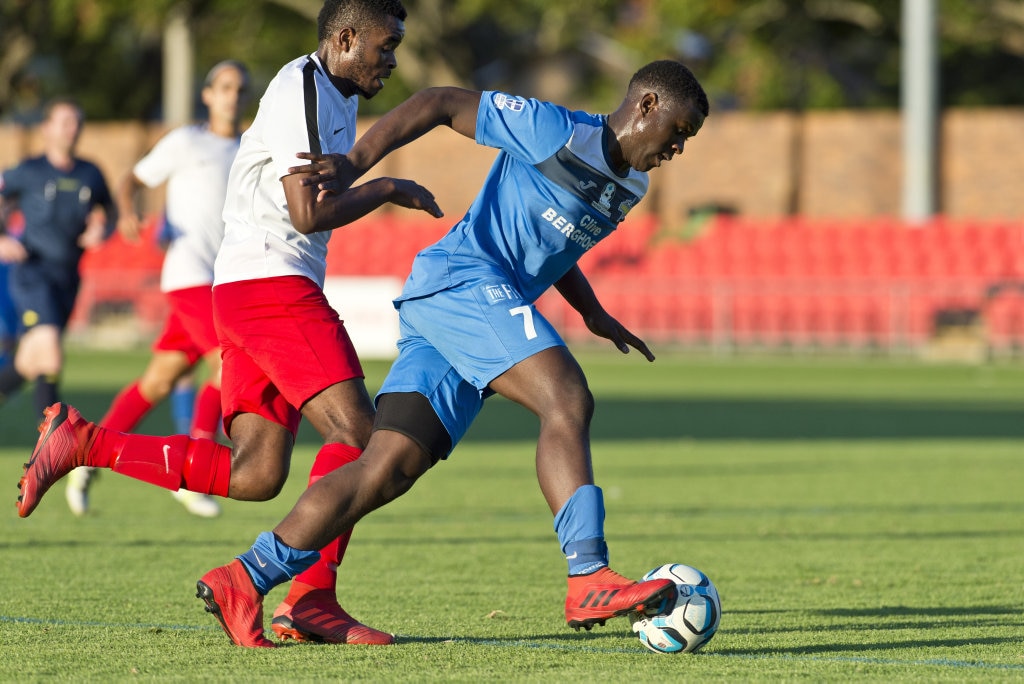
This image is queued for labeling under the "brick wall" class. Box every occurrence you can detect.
[2,108,1022,221]
[943,109,1024,219]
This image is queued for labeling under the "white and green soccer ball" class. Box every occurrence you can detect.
[632,563,721,654]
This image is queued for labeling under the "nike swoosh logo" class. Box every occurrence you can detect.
[252,551,268,568]
[333,126,346,135]
[565,551,578,560]
[162,445,171,473]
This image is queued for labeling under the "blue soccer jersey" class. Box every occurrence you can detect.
[381,92,653,455]
[396,91,649,306]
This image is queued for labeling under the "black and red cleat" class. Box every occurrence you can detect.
[196,560,275,648]
[564,566,675,631]
[17,403,94,518]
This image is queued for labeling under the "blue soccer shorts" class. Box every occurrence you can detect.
[378,275,566,457]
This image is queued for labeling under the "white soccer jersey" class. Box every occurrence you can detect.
[216,53,358,288]
[132,124,239,292]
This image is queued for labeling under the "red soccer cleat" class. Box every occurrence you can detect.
[564,566,676,631]
[17,403,94,518]
[271,581,394,645]
[196,560,275,648]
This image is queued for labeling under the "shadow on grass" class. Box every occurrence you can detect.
[816,605,1020,618]
[719,605,1021,646]
[728,605,1019,617]
[4,390,1024,450]
[393,631,629,646]
[8,520,1024,552]
[467,396,1024,443]
[717,635,1019,656]
[726,617,1017,636]
[0,536,249,551]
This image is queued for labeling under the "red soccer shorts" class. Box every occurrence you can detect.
[153,285,218,364]
[212,275,364,437]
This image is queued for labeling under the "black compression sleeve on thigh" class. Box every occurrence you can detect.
[373,392,452,465]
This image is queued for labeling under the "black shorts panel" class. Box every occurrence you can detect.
[373,391,452,465]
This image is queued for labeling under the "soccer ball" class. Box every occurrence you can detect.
[631,563,721,654]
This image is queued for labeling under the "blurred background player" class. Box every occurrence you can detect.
[17,0,441,647]
[186,59,709,645]
[155,212,204,439]
[157,216,202,438]
[62,60,251,519]
[0,243,18,368]
[0,99,115,417]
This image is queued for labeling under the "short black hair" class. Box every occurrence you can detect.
[629,60,709,117]
[317,0,407,43]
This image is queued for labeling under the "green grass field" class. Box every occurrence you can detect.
[2,349,1023,681]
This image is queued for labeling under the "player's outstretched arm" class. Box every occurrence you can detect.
[78,180,117,249]
[555,265,655,361]
[114,172,145,243]
[283,87,477,234]
[283,172,442,235]
[289,87,481,191]
[349,86,481,175]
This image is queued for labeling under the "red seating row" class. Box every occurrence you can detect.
[67,213,1024,352]
[605,217,1024,281]
[71,218,167,333]
[547,215,1024,350]
[325,214,450,277]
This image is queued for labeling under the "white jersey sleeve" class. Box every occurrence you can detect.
[134,125,239,291]
[216,53,358,288]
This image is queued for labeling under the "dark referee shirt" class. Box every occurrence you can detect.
[0,155,113,267]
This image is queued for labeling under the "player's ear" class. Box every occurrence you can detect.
[639,92,659,118]
[337,26,356,53]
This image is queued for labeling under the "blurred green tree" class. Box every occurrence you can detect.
[1,0,1022,122]
[618,0,1024,111]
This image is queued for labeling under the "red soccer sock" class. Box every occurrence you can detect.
[86,425,231,496]
[99,382,153,432]
[190,383,222,441]
[291,443,362,592]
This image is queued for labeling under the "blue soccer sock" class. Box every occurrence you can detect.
[554,484,609,576]
[237,531,320,595]
[170,382,197,434]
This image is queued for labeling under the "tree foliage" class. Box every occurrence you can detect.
[1,0,1022,123]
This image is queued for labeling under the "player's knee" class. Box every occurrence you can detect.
[320,420,373,451]
[360,447,432,510]
[547,383,594,429]
[303,381,376,448]
[138,375,176,402]
[228,446,291,501]
[224,414,295,500]
[229,464,288,501]
[376,469,422,506]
